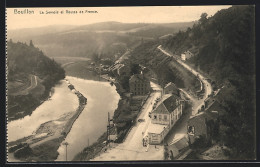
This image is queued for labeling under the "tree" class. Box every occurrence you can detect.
[29,40,34,47]
[199,13,208,25]
[91,53,100,63]
[130,63,141,75]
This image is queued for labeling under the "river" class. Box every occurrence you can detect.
[56,76,120,161]
[8,75,120,161]
[8,81,79,142]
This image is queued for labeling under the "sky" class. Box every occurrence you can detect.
[6,6,231,30]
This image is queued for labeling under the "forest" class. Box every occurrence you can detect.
[7,40,65,120]
[162,5,255,159]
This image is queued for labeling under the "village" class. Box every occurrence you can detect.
[85,47,226,160]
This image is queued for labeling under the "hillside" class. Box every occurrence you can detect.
[7,22,194,60]
[128,22,195,38]
[130,41,201,94]
[7,40,65,121]
[162,5,255,159]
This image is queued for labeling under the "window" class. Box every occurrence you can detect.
[164,115,167,121]
[154,115,157,120]
[159,115,162,121]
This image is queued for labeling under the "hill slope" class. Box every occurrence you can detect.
[162,5,255,159]
[7,22,194,60]
[7,40,65,121]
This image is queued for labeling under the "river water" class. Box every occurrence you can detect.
[7,76,120,161]
[8,81,79,142]
[56,76,120,161]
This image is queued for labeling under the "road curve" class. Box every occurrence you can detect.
[157,45,212,115]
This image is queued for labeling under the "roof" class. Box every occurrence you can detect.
[168,136,189,156]
[129,74,149,83]
[147,123,167,134]
[184,50,193,55]
[206,100,225,115]
[173,137,189,151]
[153,94,181,114]
[164,82,177,89]
[164,82,179,95]
[168,145,179,157]
[110,63,124,71]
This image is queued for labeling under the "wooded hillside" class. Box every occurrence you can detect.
[7,40,65,120]
[163,5,255,159]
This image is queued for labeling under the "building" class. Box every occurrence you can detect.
[108,124,118,141]
[181,54,186,61]
[110,63,131,76]
[147,94,183,144]
[163,82,179,96]
[129,73,150,96]
[167,135,189,159]
[181,50,194,61]
[187,110,219,144]
[117,64,131,76]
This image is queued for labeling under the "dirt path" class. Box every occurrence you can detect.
[11,75,38,96]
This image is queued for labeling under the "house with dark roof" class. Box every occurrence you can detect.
[129,73,150,96]
[167,135,190,159]
[187,110,219,145]
[163,82,179,96]
[147,94,183,144]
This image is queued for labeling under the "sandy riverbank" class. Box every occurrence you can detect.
[8,80,87,162]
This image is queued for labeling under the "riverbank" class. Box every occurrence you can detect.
[73,75,151,161]
[72,76,125,161]
[8,80,87,162]
[8,77,50,122]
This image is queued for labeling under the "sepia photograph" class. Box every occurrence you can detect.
[5,5,256,162]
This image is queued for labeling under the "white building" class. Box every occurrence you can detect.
[146,94,183,144]
[181,50,194,61]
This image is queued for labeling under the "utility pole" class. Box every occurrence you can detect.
[88,138,89,147]
[107,112,110,147]
[63,142,69,161]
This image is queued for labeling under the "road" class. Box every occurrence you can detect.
[93,82,164,161]
[158,45,212,109]
[11,75,38,96]
[157,46,212,145]
[93,46,212,160]
[61,62,75,68]
[28,75,37,90]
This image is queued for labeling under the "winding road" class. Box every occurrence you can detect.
[93,46,212,160]
[158,45,212,113]
[157,45,213,146]
[11,75,38,96]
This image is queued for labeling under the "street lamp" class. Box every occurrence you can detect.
[63,142,69,161]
